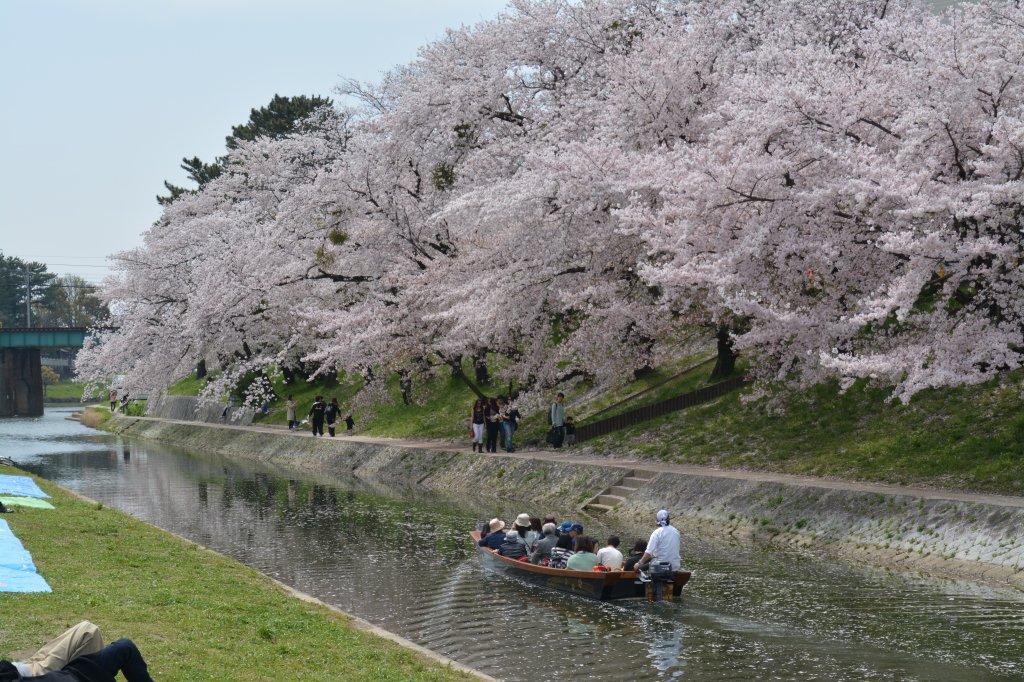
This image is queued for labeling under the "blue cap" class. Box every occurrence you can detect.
[570,522,584,533]
[558,521,574,533]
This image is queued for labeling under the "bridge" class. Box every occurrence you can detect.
[1,327,89,417]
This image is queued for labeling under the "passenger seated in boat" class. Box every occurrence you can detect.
[623,539,647,571]
[557,521,584,549]
[548,546,574,569]
[596,536,623,570]
[529,523,559,564]
[525,516,543,549]
[511,513,532,545]
[498,529,529,559]
[478,518,507,550]
[566,536,600,571]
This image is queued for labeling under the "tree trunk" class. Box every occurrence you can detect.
[449,354,463,378]
[281,365,295,385]
[446,358,486,400]
[323,364,338,388]
[399,370,413,405]
[709,324,736,380]
[633,364,654,380]
[195,359,207,379]
[473,352,489,385]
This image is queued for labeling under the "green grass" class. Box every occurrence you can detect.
[44,381,84,402]
[590,371,1024,494]
[167,375,208,396]
[0,465,472,682]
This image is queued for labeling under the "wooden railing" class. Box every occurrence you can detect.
[575,374,749,443]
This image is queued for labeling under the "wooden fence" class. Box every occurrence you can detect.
[574,374,749,443]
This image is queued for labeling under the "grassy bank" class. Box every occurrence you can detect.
[44,381,84,402]
[0,464,473,681]
[590,371,1024,494]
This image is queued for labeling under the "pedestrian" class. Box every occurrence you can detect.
[484,397,501,453]
[326,397,340,437]
[548,392,566,448]
[108,389,117,412]
[470,398,486,452]
[564,416,577,447]
[502,399,520,453]
[285,395,297,430]
[344,411,355,433]
[308,396,326,437]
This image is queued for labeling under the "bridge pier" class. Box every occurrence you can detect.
[0,348,44,417]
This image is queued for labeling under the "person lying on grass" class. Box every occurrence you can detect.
[0,620,154,682]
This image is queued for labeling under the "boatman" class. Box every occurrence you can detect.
[636,509,681,571]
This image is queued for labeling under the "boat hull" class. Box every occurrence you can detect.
[471,531,690,601]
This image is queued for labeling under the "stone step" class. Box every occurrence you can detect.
[596,494,626,506]
[622,477,650,487]
[608,485,636,497]
[583,503,614,513]
[629,470,657,481]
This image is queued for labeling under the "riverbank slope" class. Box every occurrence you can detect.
[99,413,1024,589]
[0,463,477,681]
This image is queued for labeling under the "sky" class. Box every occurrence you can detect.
[0,0,508,284]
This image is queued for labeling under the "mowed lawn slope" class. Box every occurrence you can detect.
[589,372,1024,495]
[0,466,472,682]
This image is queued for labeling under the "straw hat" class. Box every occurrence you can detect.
[514,513,531,528]
[489,518,506,532]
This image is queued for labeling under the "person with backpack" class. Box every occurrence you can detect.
[308,396,326,437]
[325,398,340,437]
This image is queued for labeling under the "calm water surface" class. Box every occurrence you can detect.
[4,408,1024,680]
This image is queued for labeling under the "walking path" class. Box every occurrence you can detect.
[119,414,1024,509]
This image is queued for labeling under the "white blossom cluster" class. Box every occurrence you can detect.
[78,0,1024,406]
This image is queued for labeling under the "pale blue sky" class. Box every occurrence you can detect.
[0,0,507,282]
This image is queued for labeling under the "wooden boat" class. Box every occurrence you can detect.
[471,531,691,601]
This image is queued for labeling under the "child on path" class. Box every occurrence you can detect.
[286,395,297,430]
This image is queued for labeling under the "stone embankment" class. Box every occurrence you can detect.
[103,414,1024,587]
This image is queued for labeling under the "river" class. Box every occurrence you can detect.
[4,407,1024,680]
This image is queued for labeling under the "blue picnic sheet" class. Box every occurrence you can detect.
[0,518,51,593]
[0,474,49,499]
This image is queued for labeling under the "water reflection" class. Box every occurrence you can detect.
[3,408,1024,680]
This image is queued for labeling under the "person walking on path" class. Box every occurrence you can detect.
[470,398,486,452]
[108,390,117,412]
[285,395,298,430]
[344,410,355,433]
[326,398,340,437]
[500,398,520,453]
[308,396,326,437]
[548,392,566,448]
[484,397,501,453]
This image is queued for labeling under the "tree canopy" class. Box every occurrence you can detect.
[84,0,1024,408]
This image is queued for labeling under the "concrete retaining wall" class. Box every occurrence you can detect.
[147,395,255,425]
[105,415,1024,587]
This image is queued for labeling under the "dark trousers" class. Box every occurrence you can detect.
[311,419,324,436]
[485,422,500,452]
[80,639,154,682]
[328,422,336,437]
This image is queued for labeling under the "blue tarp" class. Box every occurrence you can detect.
[0,519,51,593]
[0,474,49,499]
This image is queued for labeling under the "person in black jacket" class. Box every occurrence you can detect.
[1,638,153,682]
[308,396,326,437]
[623,539,648,571]
[325,398,340,437]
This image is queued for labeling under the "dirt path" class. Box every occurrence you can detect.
[119,414,1024,509]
